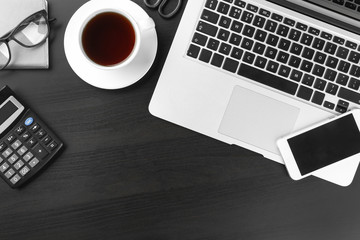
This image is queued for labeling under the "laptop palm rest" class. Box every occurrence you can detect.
[219,86,300,154]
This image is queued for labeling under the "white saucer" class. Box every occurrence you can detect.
[64,0,158,90]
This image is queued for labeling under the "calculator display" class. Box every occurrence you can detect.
[0,101,18,126]
[0,96,24,135]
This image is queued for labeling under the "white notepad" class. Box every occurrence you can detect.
[0,0,49,69]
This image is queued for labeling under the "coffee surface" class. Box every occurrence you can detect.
[82,12,136,66]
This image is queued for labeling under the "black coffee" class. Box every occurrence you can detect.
[82,12,136,66]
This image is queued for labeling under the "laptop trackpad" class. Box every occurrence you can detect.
[218,86,300,154]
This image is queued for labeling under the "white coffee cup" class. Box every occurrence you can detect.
[64,0,157,89]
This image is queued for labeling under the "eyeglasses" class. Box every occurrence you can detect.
[0,10,54,70]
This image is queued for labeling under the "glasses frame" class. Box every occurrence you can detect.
[0,10,52,70]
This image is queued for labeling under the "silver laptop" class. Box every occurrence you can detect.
[149,0,360,164]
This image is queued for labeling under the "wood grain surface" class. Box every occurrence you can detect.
[0,1,360,239]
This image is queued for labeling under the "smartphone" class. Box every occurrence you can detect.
[277,109,360,181]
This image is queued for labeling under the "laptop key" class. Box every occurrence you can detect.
[241,11,254,23]
[197,21,218,37]
[348,77,360,90]
[326,56,339,69]
[324,69,337,81]
[242,25,255,37]
[192,32,208,46]
[348,51,360,64]
[259,8,271,17]
[230,20,243,33]
[320,31,332,40]
[234,0,246,8]
[266,60,279,73]
[265,20,277,32]
[277,25,290,37]
[254,29,267,42]
[314,52,326,64]
[219,42,231,55]
[253,42,266,54]
[253,15,266,28]
[265,46,277,59]
[254,56,267,69]
[324,101,335,110]
[229,33,242,46]
[241,37,254,50]
[325,83,339,95]
[187,44,201,58]
[350,65,360,77]
[289,29,301,41]
[296,22,308,31]
[205,0,218,10]
[300,60,313,73]
[335,100,349,113]
[333,36,345,45]
[279,65,291,78]
[231,47,244,60]
[312,64,325,77]
[297,86,313,101]
[289,55,301,68]
[302,74,315,86]
[336,46,349,59]
[207,38,220,50]
[219,16,231,28]
[199,49,212,63]
[223,58,239,73]
[229,6,242,19]
[238,64,298,95]
[266,34,279,46]
[338,87,360,104]
[271,13,283,22]
[312,91,325,105]
[314,78,326,91]
[337,60,350,73]
[217,2,230,14]
[336,73,349,86]
[312,38,325,50]
[247,4,258,13]
[300,33,313,46]
[242,52,255,64]
[210,53,224,67]
[324,42,337,54]
[201,9,220,24]
[217,29,230,41]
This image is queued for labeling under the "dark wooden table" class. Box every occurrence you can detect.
[1,1,360,239]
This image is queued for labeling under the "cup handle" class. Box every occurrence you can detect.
[138,17,155,32]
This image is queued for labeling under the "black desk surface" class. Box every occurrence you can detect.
[1,1,360,239]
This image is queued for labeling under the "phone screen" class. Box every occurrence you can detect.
[288,114,360,175]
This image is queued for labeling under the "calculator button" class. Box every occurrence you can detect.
[30,123,40,133]
[11,140,22,150]
[10,174,21,185]
[2,148,13,158]
[33,144,48,159]
[17,146,28,156]
[27,138,37,148]
[6,134,16,143]
[0,162,9,172]
[8,154,19,164]
[29,158,39,168]
[21,131,31,141]
[5,168,15,178]
[19,166,30,176]
[14,160,24,170]
[0,142,6,152]
[47,141,58,152]
[23,152,34,162]
[42,136,52,145]
[35,129,46,139]
[25,117,34,126]
[15,126,25,135]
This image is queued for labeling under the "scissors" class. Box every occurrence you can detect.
[143,0,182,19]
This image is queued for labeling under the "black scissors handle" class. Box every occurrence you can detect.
[144,0,182,19]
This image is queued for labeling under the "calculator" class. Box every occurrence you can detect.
[0,86,64,188]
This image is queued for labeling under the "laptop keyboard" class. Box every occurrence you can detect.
[187,0,360,113]
[333,0,360,12]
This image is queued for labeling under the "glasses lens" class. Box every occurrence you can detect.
[0,42,10,69]
[13,14,48,47]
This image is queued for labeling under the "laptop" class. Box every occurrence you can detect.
[149,0,360,164]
